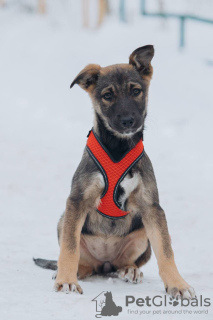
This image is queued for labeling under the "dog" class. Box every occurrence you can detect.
[34,45,195,299]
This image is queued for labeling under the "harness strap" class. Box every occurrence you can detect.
[86,130,144,219]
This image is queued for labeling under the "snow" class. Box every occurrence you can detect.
[0,4,213,320]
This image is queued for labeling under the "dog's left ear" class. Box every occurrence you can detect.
[129,45,154,78]
[70,64,101,92]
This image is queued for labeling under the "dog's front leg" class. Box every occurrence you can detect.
[54,196,86,294]
[54,169,103,294]
[142,203,196,299]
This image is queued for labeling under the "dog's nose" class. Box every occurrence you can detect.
[121,117,134,129]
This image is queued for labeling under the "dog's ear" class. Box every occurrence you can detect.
[70,64,101,92]
[129,45,154,78]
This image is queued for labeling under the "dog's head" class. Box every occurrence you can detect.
[71,45,154,138]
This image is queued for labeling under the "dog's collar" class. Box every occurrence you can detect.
[86,128,144,219]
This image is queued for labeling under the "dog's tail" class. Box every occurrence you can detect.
[33,258,57,270]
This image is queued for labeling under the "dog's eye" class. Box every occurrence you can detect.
[103,92,112,101]
[132,88,141,96]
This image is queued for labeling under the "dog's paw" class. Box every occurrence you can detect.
[166,286,196,300]
[118,266,143,284]
[54,281,83,294]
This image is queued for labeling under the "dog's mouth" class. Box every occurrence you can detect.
[122,125,143,136]
[98,113,143,138]
[109,123,143,137]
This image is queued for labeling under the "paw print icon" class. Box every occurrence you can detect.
[169,297,179,307]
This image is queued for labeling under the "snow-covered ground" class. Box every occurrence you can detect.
[0,4,213,320]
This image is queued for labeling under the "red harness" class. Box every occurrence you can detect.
[86,130,144,219]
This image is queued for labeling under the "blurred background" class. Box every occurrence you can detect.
[0,1,213,319]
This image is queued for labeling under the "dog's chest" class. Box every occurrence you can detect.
[118,172,140,209]
[96,171,140,210]
[82,172,142,237]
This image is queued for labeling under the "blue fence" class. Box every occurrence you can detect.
[119,0,213,48]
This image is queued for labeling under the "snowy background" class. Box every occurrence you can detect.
[0,1,213,319]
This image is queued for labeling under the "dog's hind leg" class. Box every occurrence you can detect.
[117,265,144,284]
[116,243,151,284]
[78,265,94,280]
[117,240,152,284]
[134,240,152,268]
[112,228,149,284]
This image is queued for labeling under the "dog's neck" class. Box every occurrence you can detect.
[93,113,143,162]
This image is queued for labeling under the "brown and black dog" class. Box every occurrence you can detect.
[34,45,195,299]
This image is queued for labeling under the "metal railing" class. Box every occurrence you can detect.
[119,0,213,48]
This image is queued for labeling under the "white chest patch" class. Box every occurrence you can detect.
[94,172,140,209]
[119,173,140,209]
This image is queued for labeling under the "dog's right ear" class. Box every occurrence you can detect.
[70,64,101,92]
